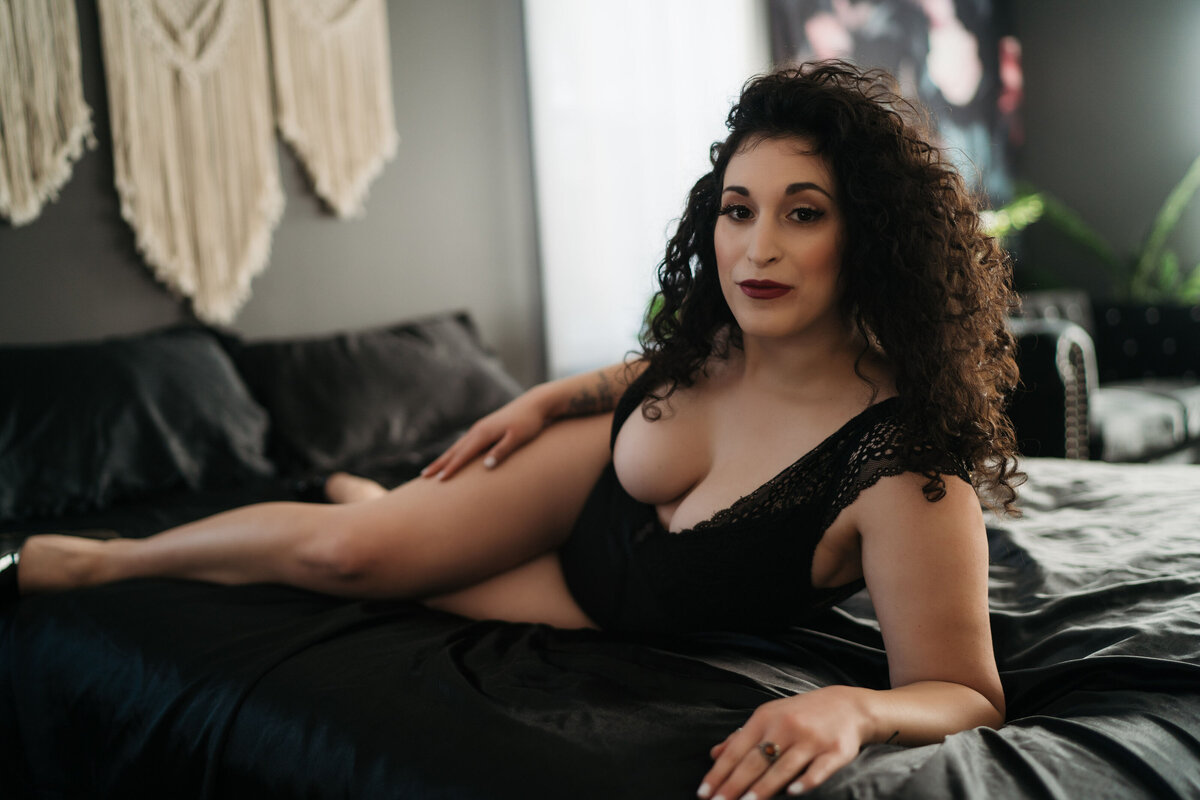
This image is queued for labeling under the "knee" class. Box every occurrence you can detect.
[298,515,383,585]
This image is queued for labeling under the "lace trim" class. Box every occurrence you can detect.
[693,408,966,533]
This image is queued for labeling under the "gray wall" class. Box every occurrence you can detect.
[1011,0,1200,296]
[0,0,545,386]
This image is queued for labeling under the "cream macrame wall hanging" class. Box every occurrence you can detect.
[0,0,94,226]
[97,0,283,324]
[267,0,398,217]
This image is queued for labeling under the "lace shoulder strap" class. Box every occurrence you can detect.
[824,414,971,528]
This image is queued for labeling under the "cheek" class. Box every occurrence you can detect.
[713,225,735,268]
[711,237,740,310]
[810,235,843,279]
[712,227,739,285]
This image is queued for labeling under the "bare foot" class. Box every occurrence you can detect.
[324,472,388,504]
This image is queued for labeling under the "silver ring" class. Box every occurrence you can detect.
[758,741,781,764]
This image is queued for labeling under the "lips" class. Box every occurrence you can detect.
[737,279,792,300]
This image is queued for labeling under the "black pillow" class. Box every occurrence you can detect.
[226,313,523,475]
[0,327,275,521]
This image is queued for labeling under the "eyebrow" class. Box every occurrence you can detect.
[722,182,834,200]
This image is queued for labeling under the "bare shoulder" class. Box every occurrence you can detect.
[858,468,980,512]
[849,469,990,626]
[851,470,984,546]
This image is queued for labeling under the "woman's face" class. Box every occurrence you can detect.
[714,136,846,344]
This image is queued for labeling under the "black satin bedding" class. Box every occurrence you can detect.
[4,458,1200,799]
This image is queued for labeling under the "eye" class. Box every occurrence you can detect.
[789,207,824,223]
[717,203,753,221]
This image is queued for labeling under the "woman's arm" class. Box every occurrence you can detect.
[421,358,646,480]
[698,472,1003,799]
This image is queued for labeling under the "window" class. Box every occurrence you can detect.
[524,0,770,376]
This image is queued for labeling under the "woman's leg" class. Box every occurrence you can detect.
[423,551,596,629]
[318,471,596,627]
[18,414,613,599]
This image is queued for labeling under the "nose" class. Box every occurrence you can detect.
[746,219,782,267]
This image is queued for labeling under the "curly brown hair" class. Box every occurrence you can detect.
[638,60,1022,513]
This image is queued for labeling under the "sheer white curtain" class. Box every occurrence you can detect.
[523,0,770,378]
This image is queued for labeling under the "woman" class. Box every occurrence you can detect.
[6,61,1020,798]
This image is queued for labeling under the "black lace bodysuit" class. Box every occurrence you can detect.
[558,378,969,634]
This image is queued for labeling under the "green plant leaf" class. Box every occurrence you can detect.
[983,190,1045,243]
[992,158,1200,302]
[641,291,666,337]
[1160,250,1181,293]
[1136,250,1182,302]
[1180,262,1200,303]
[1133,152,1200,295]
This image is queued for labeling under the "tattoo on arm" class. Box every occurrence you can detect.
[565,371,617,416]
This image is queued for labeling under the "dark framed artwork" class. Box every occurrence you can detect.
[770,0,1022,205]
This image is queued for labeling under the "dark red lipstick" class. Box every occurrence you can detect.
[737,279,792,299]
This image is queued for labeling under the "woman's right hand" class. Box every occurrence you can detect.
[421,387,554,480]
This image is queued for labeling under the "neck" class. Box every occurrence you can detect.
[737,324,883,400]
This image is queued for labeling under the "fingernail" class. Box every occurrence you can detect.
[435,470,446,481]
[696,784,711,799]
[743,793,758,800]
[483,456,497,469]
[787,781,805,795]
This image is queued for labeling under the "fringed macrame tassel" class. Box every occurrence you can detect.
[267,0,398,217]
[0,0,94,226]
[97,0,283,324]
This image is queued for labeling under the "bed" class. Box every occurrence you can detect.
[3,313,1200,799]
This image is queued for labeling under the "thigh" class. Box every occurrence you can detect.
[424,552,596,629]
[329,413,613,596]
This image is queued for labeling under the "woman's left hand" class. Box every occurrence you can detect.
[698,686,875,799]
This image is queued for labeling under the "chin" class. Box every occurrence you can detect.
[733,305,846,343]
[734,317,808,341]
